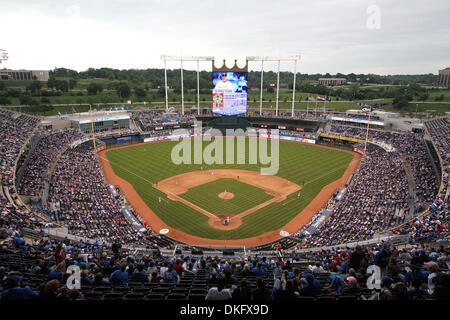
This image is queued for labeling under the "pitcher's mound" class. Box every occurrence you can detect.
[218,192,234,199]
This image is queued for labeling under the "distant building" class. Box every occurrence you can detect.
[438,67,450,87]
[318,78,346,86]
[0,69,49,81]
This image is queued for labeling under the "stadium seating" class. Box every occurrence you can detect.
[0,109,448,301]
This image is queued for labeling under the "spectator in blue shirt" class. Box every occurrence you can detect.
[163,265,179,284]
[404,265,428,285]
[252,262,266,277]
[74,258,87,270]
[110,263,129,286]
[338,261,348,274]
[299,274,321,296]
[323,256,332,270]
[375,245,392,274]
[48,263,65,282]
[131,264,150,282]
[13,237,27,250]
[80,270,94,286]
[1,275,38,301]
[261,257,269,269]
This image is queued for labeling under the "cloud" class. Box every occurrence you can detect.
[0,0,449,74]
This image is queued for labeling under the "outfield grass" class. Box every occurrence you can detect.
[105,138,354,240]
[179,178,274,215]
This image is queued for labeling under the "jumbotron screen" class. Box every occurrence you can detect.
[212,72,248,116]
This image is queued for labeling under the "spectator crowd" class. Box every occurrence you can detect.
[0,108,448,303]
[17,128,84,196]
[1,225,449,301]
[293,121,443,248]
[44,142,149,245]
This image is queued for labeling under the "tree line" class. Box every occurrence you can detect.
[50,67,440,88]
[0,67,447,112]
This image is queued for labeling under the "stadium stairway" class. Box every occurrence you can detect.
[424,139,442,182]
[399,155,419,220]
[3,187,17,209]
[41,182,50,204]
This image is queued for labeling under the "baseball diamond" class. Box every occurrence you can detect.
[99,137,359,245]
[169,178,276,215]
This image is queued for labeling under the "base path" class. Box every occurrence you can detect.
[98,141,362,247]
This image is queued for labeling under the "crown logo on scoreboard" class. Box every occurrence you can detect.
[212,59,248,73]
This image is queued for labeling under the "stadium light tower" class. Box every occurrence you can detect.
[246,55,300,117]
[0,49,8,64]
[161,55,214,115]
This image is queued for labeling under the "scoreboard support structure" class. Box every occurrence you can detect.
[161,55,214,115]
[247,55,300,117]
[161,54,300,117]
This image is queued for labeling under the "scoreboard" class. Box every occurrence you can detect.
[212,71,248,116]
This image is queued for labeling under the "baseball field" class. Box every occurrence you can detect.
[98,137,360,245]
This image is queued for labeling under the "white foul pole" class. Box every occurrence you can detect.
[197,60,200,115]
[276,59,280,116]
[291,59,297,117]
[259,60,264,115]
[164,59,168,111]
[180,58,184,115]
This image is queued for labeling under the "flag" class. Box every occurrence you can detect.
[308,96,316,101]
[316,95,326,101]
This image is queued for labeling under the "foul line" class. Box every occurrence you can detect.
[98,154,155,186]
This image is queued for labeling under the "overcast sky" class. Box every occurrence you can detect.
[1,0,449,75]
